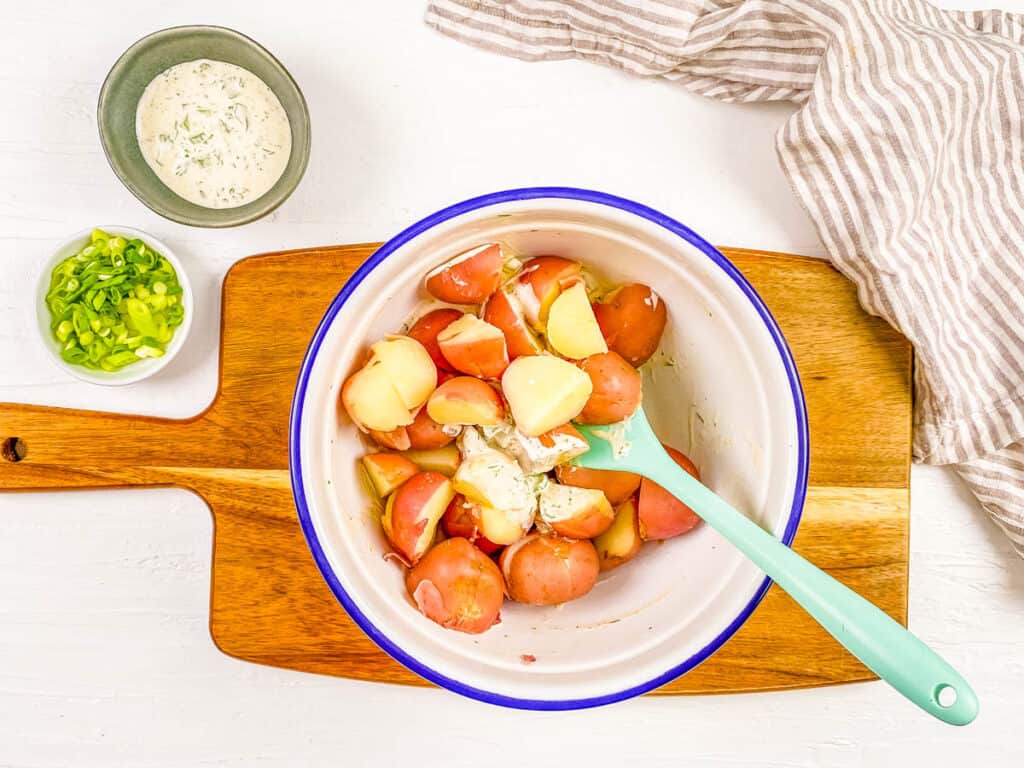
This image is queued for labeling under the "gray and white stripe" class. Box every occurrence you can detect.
[426,0,1024,555]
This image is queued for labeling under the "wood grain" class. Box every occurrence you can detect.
[0,244,912,694]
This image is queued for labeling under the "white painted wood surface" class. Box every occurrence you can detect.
[1,2,1022,765]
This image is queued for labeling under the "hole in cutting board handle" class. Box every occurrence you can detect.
[1,437,27,462]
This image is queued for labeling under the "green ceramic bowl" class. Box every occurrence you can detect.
[98,26,310,228]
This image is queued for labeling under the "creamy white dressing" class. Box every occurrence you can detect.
[454,429,537,529]
[591,416,633,459]
[135,59,291,209]
[481,421,587,474]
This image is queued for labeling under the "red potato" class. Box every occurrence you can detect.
[554,464,641,505]
[427,376,505,426]
[592,283,667,367]
[341,336,437,432]
[501,355,592,437]
[361,452,420,497]
[593,496,643,571]
[637,445,702,540]
[437,314,510,379]
[425,243,505,304]
[406,407,456,450]
[481,289,542,359]
[369,427,411,451]
[401,444,461,476]
[382,472,455,564]
[500,534,600,606]
[577,351,642,424]
[510,256,583,330]
[441,495,501,555]
[538,483,615,539]
[408,309,462,372]
[406,537,504,634]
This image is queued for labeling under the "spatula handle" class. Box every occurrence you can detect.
[647,458,979,726]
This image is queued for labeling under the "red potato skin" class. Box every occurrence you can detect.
[554,464,641,505]
[383,471,453,564]
[516,257,581,325]
[427,376,506,425]
[481,290,541,360]
[592,284,667,367]
[406,537,505,634]
[441,495,501,555]
[369,427,412,451]
[577,351,642,424]
[638,446,703,540]
[546,502,614,540]
[425,244,505,305]
[437,318,510,379]
[500,534,600,606]
[361,452,420,497]
[406,407,455,450]
[408,309,463,372]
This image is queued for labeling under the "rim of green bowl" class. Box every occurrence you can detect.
[97,25,311,228]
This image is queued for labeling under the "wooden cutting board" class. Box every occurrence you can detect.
[0,244,911,694]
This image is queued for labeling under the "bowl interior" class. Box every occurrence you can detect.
[98,26,310,228]
[294,193,805,706]
[35,226,193,386]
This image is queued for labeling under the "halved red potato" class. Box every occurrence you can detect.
[401,444,461,476]
[437,315,509,379]
[500,534,600,606]
[368,427,411,451]
[554,463,641,505]
[406,407,456,450]
[361,452,420,497]
[637,445,702,540]
[441,495,501,555]
[546,283,608,359]
[408,308,462,371]
[341,335,437,432]
[577,351,642,424]
[426,376,504,426]
[538,482,614,539]
[501,355,592,437]
[382,471,455,564]
[510,256,583,331]
[406,537,504,634]
[341,362,412,432]
[481,288,542,359]
[593,496,642,571]
[592,283,667,367]
[425,243,505,304]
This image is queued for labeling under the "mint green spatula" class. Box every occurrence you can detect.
[573,407,978,726]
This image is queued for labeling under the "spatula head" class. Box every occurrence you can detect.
[572,406,665,477]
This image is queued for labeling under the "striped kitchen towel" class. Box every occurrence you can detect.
[426,0,1024,556]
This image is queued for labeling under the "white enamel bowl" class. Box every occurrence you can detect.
[290,188,808,709]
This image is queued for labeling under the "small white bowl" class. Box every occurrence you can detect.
[35,226,193,386]
[291,188,809,709]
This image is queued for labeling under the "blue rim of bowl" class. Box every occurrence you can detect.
[289,186,810,710]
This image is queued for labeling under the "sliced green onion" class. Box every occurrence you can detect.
[44,229,185,372]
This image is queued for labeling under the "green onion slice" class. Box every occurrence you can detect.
[44,229,185,371]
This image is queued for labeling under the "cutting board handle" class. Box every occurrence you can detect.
[0,402,204,491]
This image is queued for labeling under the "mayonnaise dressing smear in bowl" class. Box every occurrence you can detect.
[135,59,291,209]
